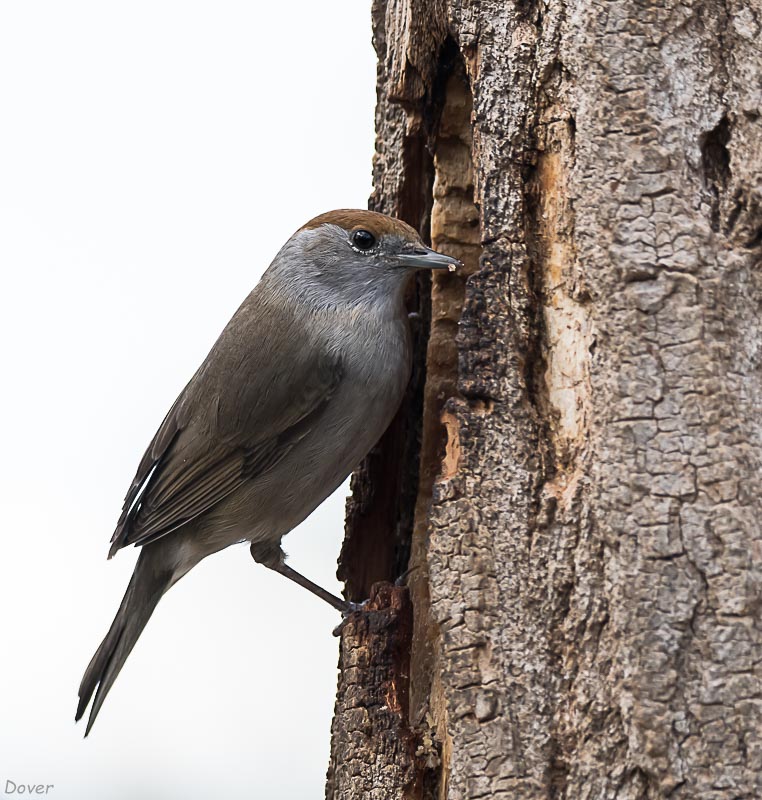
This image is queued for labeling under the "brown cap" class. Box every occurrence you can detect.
[299,209,421,241]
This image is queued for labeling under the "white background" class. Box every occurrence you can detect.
[0,3,376,798]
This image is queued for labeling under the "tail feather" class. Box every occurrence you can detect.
[76,550,173,735]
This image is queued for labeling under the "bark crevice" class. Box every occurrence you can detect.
[700,113,731,232]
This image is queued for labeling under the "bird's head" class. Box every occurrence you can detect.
[265,209,461,309]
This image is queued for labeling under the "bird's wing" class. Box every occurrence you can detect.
[108,320,343,556]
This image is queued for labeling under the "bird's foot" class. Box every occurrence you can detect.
[332,598,370,636]
[341,598,369,617]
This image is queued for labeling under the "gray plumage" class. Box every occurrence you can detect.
[76,209,460,734]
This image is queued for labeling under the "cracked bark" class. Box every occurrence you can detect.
[326,1,762,798]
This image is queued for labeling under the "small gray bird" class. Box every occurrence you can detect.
[76,209,460,734]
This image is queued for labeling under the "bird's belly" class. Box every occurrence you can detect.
[201,358,409,548]
[260,373,405,535]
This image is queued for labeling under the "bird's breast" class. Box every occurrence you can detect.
[281,311,411,506]
[340,310,412,411]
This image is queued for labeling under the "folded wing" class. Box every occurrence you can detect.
[108,318,343,557]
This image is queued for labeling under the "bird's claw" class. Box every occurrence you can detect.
[332,598,370,636]
[341,598,369,617]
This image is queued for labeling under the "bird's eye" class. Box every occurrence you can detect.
[350,229,376,251]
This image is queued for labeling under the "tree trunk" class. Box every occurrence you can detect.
[326,0,762,798]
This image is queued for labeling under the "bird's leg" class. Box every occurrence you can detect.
[249,541,358,615]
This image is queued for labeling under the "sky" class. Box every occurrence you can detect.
[0,3,376,797]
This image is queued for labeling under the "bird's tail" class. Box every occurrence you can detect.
[75,548,174,735]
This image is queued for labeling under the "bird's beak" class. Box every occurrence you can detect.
[397,246,462,272]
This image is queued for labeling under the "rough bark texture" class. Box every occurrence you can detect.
[325,584,416,800]
[327,0,762,798]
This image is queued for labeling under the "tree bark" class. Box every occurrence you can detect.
[327,0,762,798]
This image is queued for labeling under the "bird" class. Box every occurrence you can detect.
[75,208,460,735]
